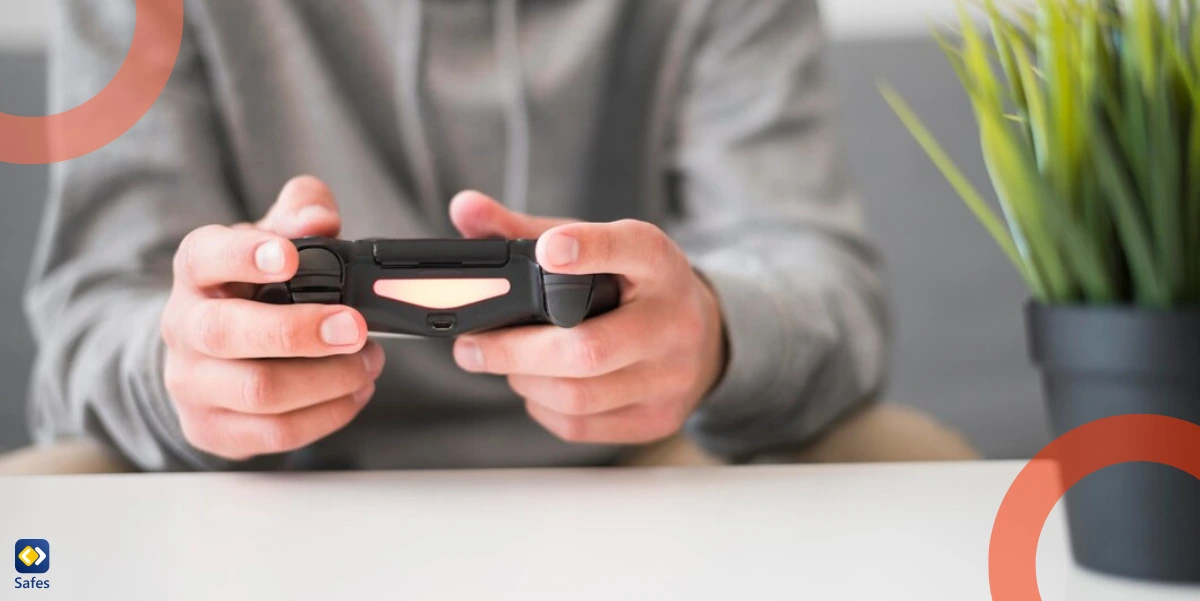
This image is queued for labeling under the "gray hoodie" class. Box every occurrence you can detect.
[26,0,888,471]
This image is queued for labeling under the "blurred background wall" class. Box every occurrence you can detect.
[0,1,1049,459]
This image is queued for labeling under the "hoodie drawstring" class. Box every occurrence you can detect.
[396,0,445,221]
[396,0,532,223]
[495,0,531,214]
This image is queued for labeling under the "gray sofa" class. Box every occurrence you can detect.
[0,38,1050,459]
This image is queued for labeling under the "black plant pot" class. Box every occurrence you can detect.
[1027,303,1200,582]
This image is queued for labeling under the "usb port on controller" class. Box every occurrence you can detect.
[427,314,457,332]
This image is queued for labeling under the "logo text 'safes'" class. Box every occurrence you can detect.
[14,539,50,590]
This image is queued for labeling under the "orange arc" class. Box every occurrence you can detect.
[0,0,185,165]
[988,414,1200,601]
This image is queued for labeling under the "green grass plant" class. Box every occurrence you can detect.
[883,0,1200,307]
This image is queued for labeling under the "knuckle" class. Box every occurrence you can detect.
[239,365,274,412]
[556,416,590,443]
[620,220,671,264]
[592,225,617,264]
[176,408,217,453]
[558,380,593,415]
[324,396,359,424]
[613,218,644,232]
[266,315,307,356]
[506,375,530,398]
[485,339,515,374]
[645,226,675,269]
[160,301,181,348]
[285,174,331,197]
[173,231,199,277]
[218,238,248,274]
[566,330,608,375]
[310,399,357,442]
[175,226,217,279]
[192,302,229,355]
[258,418,299,453]
[162,355,188,398]
[333,357,368,395]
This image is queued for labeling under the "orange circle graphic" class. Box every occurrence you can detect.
[989,414,1200,600]
[0,0,184,165]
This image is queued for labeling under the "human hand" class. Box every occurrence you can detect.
[449,191,727,444]
[161,176,384,460]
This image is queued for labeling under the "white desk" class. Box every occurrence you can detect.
[1,461,1197,600]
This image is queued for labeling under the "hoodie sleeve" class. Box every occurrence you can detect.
[24,0,248,471]
[668,0,890,459]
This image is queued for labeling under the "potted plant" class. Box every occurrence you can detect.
[882,0,1200,582]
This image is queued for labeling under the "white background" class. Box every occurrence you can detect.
[0,0,963,49]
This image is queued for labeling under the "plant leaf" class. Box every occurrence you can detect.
[1148,26,1185,297]
[1038,0,1082,210]
[1012,37,1053,183]
[1092,104,1169,305]
[883,0,1199,307]
[981,107,1114,302]
[989,1,1028,115]
[880,85,1044,298]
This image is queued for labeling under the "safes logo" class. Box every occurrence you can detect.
[13,540,50,590]
[14,541,47,574]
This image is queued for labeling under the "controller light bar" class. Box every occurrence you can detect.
[373,278,512,309]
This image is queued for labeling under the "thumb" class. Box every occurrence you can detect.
[255,176,343,239]
[449,190,574,240]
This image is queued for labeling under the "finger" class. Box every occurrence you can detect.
[449,190,574,240]
[507,368,654,416]
[256,175,343,238]
[174,225,299,290]
[175,298,367,359]
[454,308,651,377]
[170,343,385,415]
[535,220,687,289]
[525,398,683,445]
[179,386,375,460]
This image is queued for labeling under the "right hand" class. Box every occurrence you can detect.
[161,176,385,461]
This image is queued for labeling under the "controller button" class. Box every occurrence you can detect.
[297,248,342,277]
[544,283,594,328]
[290,275,342,291]
[543,273,594,285]
[255,283,294,305]
[291,291,342,305]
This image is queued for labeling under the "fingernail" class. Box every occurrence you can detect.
[352,383,376,405]
[544,233,579,267]
[320,312,361,347]
[454,339,484,372]
[362,343,385,377]
[298,204,337,225]
[254,240,286,275]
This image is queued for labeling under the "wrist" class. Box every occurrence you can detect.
[694,270,730,399]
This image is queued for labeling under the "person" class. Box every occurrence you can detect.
[4,0,977,474]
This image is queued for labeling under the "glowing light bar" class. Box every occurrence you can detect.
[373,278,512,309]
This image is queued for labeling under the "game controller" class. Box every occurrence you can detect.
[255,237,620,337]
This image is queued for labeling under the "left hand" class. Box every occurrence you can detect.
[448,191,728,444]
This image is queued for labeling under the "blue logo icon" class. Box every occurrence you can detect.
[14,540,49,574]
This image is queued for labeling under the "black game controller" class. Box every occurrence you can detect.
[255,237,620,337]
